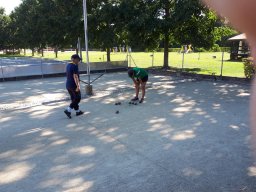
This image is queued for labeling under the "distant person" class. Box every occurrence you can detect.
[187,44,193,53]
[128,67,149,103]
[202,0,256,158]
[64,54,84,119]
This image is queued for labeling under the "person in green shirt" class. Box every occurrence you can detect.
[128,67,149,103]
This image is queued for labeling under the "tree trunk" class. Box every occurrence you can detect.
[55,47,58,58]
[163,32,169,68]
[32,49,35,56]
[163,1,170,69]
[107,48,111,62]
[41,49,44,57]
[24,48,26,56]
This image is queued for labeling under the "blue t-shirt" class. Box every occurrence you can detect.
[66,63,79,89]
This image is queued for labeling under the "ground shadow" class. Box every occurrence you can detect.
[0,73,255,192]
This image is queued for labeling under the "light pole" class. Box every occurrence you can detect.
[0,58,4,82]
[220,51,224,78]
[83,0,93,95]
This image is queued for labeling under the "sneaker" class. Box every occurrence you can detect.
[64,110,71,119]
[76,111,84,116]
[131,97,139,102]
[139,98,144,103]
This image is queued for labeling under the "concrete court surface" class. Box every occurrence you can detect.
[0,73,256,192]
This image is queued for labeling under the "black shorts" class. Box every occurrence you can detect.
[136,75,148,83]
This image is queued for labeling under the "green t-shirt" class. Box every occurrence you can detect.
[133,67,148,79]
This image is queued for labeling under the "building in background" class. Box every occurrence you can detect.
[228,33,250,60]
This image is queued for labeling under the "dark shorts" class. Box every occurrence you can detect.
[136,75,148,83]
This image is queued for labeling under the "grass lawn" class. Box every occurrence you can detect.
[2,50,245,78]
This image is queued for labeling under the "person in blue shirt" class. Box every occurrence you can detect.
[64,54,84,118]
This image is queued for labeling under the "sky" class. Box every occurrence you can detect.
[0,0,21,14]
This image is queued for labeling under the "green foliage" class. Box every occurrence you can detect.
[0,8,11,49]
[209,44,221,52]
[117,0,160,51]
[214,26,237,46]
[174,10,217,49]
[42,0,83,55]
[5,0,83,54]
[220,47,231,52]
[156,0,216,67]
[243,57,255,79]
[1,0,235,64]
[87,0,127,61]
[169,48,180,52]
[193,46,230,52]
[195,47,207,52]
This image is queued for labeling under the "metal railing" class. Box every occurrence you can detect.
[0,57,128,81]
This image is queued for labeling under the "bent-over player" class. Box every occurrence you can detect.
[128,67,148,103]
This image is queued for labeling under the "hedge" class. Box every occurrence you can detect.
[243,57,255,79]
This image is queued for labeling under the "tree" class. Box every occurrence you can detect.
[10,0,43,56]
[87,0,124,62]
[174,10,217,49]
[118,0,216,68]
[9,0,84,58]
[42,0,84,58]
[0,8,11,50]
[118,0,161,52]
[213,25,237,47]
[174,10,237,49]
[155,0,213,68]
[4,0,223,63]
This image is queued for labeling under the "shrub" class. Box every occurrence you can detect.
[194,47,207,52]
[155,46,230,53]
[220,47,231,53]
[156,48,164,52]
[210,44,221,52]
[243,57,255,79]
[169,48,180,52]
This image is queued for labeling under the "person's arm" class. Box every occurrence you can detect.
[73,74,80,86]
[73,66,80,92]
[131,77,137,85]
[73,74,80,91]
